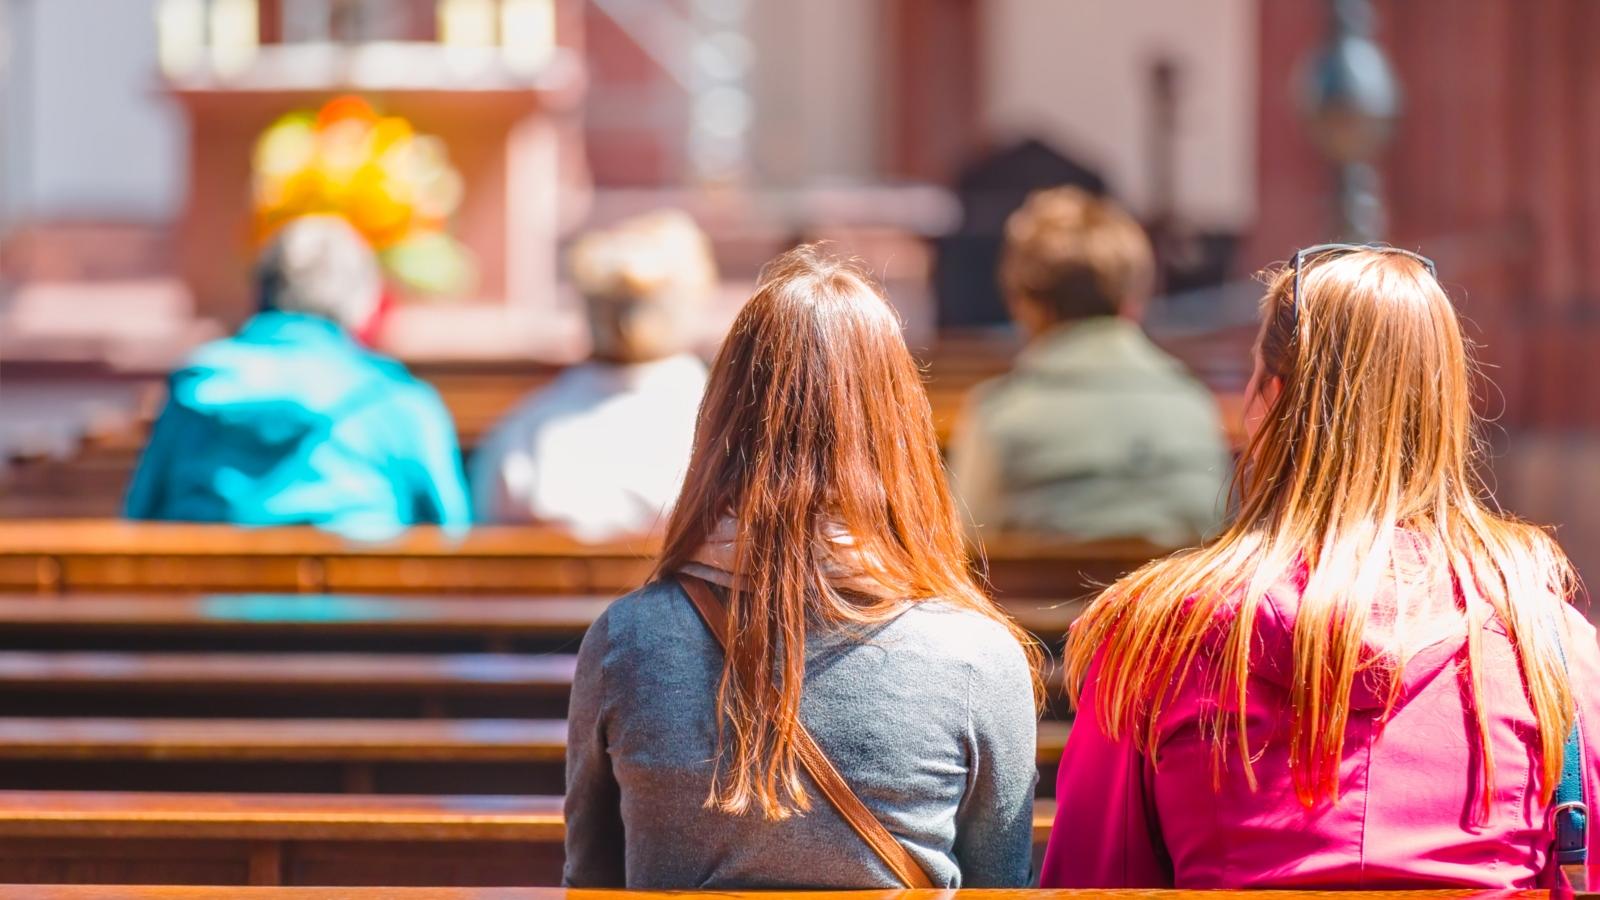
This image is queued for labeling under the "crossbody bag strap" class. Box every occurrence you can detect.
[1549,610,1588,888]
[675,574,935,889]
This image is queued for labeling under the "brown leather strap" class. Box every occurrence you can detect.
[676,574,935,888]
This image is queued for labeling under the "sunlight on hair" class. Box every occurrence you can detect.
[1066,248,1577,815]
[654,243,1046,820]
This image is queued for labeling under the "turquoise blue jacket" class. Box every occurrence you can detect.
[125,312,470,538]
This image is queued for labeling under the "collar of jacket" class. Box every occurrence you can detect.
[1015,316,1176,378]
[238,310,356,348]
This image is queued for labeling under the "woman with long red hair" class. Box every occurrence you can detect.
[563,244,1042,888]
[1043,246,1600,888]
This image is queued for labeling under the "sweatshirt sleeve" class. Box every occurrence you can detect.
[952,634,1039,887]
[563,608,627,886]
[123,395,190,519]
[398,385,472,530]
[1039,650,1172,887]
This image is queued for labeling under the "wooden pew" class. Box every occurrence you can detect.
[0,718,1072,795]
[0,792,1058,886]
[0,791,565,886]
[0,718,567,795]
[0,522,659,595]
[0,651,575,719]
[0,329,1246,523]
[0,651,575,693]
[0,593,1084,652]
[975,535,1169,599]
[414,343,1066,450]
[0,593,1082,718]
[0,719,566,762]
[0,521,1164,601]
[0,888,1511,900]
[0,594,614,653]
[410,364,560,452]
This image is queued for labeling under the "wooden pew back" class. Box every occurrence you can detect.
[0,521,1168,600]
[0,523,658,595]
[0,791,1057,886]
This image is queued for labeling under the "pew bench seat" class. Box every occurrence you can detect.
[0,718,1071,795]
[0,651,576,718]
[0,791,1059,886]
[0,883,1523,890]
[0,594,614,649]
[0,718,569,763]
[0,718,570,794]
[0,593,1082,651]
[0,651,577,693]
[0,647,1075,720]
[0,718,1070,765]
[0,520,1163,599]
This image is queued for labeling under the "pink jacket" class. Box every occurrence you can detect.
[1041,566,1600,889]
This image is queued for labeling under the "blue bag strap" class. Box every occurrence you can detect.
[1550,612,1587,869]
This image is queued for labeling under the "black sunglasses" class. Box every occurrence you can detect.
[1290,243,1437,329]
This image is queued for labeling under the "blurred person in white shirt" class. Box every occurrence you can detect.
[471,211,714,540]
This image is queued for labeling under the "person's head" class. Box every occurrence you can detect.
[255,215,383,333]
[569,210,717,364]
[1068,245,1575,810]
[1000,186,1155,337]
[1241,248,1476,506]
[656,244,1041,820]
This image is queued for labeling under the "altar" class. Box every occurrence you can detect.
[159,0,589,359]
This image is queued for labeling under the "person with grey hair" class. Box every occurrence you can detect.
[126,215,470,538]
[471,210,714,540]
[254,214,386,330]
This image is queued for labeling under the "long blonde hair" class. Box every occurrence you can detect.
[656,244,1043,820]
[1066,248,1577,809]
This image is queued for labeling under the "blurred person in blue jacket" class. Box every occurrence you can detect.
[125,215,470,538]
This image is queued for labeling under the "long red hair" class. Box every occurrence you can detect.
[656,244,1042,820]
[1067,250,1577,810]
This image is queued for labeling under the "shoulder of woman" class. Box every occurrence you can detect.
[898,601,1031,664]
[593,579,700,640]
[1562,602,1599,649]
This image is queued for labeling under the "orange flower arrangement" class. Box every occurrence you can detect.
[251,95,475,296]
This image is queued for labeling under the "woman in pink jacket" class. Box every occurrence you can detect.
[1042,244,1596,889]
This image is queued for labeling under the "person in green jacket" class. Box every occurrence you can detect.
[947,187,1229,547]
[125,215,470,539]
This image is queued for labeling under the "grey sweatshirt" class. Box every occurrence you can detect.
[563,578,1039,889]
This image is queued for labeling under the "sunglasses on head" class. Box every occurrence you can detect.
[1289,243,1438,330]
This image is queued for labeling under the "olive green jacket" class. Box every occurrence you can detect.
[948,317,1230,547]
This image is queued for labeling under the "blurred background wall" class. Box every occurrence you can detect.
[1,0,1597,588]
[981,0,1256,230]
